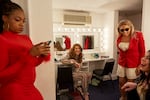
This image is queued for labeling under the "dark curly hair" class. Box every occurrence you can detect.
[0,0,23,33]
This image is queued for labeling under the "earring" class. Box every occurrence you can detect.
[7,23,9,31]
[3,23,9,31]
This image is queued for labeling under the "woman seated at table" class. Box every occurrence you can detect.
[61,43,92,100]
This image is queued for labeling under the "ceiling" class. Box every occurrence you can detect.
[52,0,143,13]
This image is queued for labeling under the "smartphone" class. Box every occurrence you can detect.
[47,40,52,45]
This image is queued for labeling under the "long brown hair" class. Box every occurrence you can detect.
[140,50,150,92]
[68,43,83,63]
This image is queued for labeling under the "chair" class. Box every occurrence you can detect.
[57,64,74,93]
[56,64,84,100]
[91,58,115,88]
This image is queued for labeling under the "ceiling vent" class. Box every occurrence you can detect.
[63,14,91,25]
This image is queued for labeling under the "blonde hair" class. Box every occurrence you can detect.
[117,19,135,36]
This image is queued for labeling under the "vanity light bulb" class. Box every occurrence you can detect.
[98,28,101,32]
[93,28,96,32]
[58,28,61,32]
[76,41,79,43]
[71,28,74,31]
[64,28,67,31]
[82,28,86,32]
[77,28,80,32]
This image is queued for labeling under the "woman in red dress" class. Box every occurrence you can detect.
[0,1,50,100]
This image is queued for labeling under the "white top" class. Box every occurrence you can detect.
[118,42,129,51]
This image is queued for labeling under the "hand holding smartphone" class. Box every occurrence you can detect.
[47,40,52,45]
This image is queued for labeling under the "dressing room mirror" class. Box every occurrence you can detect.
[54,35,71,51]
[54,34,95,51]
[82,35,94,49]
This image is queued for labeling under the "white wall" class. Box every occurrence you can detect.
[119,12,142,31]
[142,0,150,50]
[103,11,116,58]
[90,12,105,27]
[112,11,119,74]
[14,0,55,100]
[27,1,55,100]
[53,9,64,25]
[128,13,142,31]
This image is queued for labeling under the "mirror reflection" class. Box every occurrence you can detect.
[54,35,71,51]
[82,35,94,49]
[54,35,95,51]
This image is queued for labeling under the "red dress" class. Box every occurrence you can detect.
[0,32,50,100]
[64,36,71,49]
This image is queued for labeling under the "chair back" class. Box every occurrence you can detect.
[57,64,74,91]
[102,58,115,75]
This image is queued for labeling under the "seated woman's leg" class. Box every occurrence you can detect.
[73,72,91,100]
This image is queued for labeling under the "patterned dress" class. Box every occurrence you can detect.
[61,54,92,94]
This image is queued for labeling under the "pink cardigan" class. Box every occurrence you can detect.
[117,31,145,68]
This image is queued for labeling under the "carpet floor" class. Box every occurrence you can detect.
[89,79,120,100]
